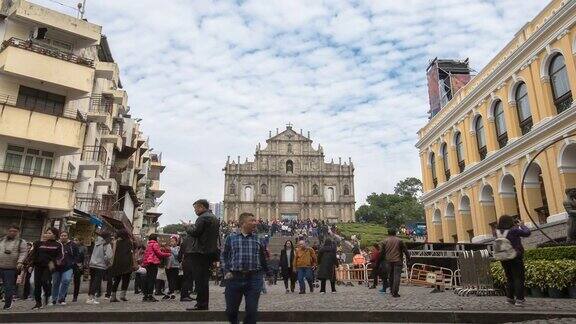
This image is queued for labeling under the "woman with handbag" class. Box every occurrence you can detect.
[30,227,63,309]
[108,229,134,302]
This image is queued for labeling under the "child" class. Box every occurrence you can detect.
[267,253,280,285]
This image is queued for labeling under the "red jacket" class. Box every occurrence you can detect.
[142,240,171,266]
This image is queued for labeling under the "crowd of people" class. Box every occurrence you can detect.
[0,201,531,322]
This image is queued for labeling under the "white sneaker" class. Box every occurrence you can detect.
[92,299,100,305]
[58,301,67,306]
[86,298,95,304]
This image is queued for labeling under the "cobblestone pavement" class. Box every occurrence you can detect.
[5,282,576,313]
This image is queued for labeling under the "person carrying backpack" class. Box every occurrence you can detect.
[493,215,530,306]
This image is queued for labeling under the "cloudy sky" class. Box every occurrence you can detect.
[35,0,548,225]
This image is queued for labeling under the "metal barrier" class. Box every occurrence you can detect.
[454,250,500,296]
[408,263,455,289]
[335,264,370,286]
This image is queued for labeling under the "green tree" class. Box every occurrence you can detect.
[160,223,187,234]
[355,178,425,228]
[394,177,423,198]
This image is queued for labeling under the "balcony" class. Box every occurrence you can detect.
[0,38,94,93]
[1,0,101,42]
[110,165,135,189]
[150,153,166,172]
[0,96,85,150]
[149,179,165,198]
[79,145,107,172]
[99,126,123,149]
[102,88,127,105]
[0,164,75,211]
[95,61,119,83]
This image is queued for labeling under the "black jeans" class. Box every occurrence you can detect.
[225,273,263,324]
[181,256,195,298]
[33,266,52,304]
[144,264,159,297]
[72,265,82,299]
[387,262,402,295]
[134,272,143,293]
[190,253,211,307]
[282,270,296,292]
[88,268,105,297]
[166,268,179,294]
[23,270,32,299]
[0,268,17,307]
[112,273,131,292]
[501,256,526,301]
[320,278,336,292]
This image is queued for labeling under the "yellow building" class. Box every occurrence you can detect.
[0,0,165,240]
[416,0,576,244]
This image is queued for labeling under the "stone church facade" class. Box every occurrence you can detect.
[223,125,355,223]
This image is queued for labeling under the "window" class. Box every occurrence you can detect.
[549,54,573,114]
[325,187,335,202]
[286,160,293,173]
[430,152,437,188]
[3,145,54,177]
[228,183,236,195]
[16,86,66,117]
[515,83,532,135]
[455,132,465,173]
[343,185,350,196]
[475,116,487,160]
[260,184,267,195]
[283,185,295,202]
[440,143,450,181]
[493,101,508,148]
[312,184,319,196]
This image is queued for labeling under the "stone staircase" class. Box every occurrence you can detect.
[266,235,319,256]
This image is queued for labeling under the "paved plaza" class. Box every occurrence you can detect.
[3,283,576,323]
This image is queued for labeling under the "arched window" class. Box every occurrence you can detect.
[493,101,508,148]
[515,83,532,135]
[549,54,573,114]
[283,185,295,202]
[286,160,293,173]
[455,132,465,172]
[441,143,450,181]
[243,186,253,201]
[430,152,437,188]
[228,183,236,195]
[260,184,267,195]
[312,184,319,195]
[475,116,487,161]
[325,187,335,202]
[343,185,350,196]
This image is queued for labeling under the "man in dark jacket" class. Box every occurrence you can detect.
[182,199,220,311]
[379,229,410,297]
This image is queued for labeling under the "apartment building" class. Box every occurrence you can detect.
[0,0,165,242]
[416,0,575,245]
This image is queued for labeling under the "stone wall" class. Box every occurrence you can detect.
[521,219,568,248]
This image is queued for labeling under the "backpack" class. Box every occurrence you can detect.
[492,230,517,261]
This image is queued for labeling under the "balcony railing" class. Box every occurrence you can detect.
[75,193,118,213]
[0,92,79,119]
[81,145,107,164]
[0,38,94,67]
[0,164,76,181]
[89,95,114,114]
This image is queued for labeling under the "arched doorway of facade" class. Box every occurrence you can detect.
[432,209,443,242]
[499,174,520,218]
[524,162,550,225]
[458,196,474,242]
[444,202,458,242]
[559,143,576,190]
[479,184,498,237]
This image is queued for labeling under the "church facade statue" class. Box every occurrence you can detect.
[564,188,576,242]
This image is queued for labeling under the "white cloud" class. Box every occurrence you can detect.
[32,0,548,224]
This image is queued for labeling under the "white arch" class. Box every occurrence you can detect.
[433,209,441,224]
[283,185,295,202]
[487,98,503,119]
[479,184,494,203]
[459,195,471,213]
[499,173,516,195]
[523,161,544,187]
[445,202,455,219]
[508,78,528,104]
[558,141,576,173]
[243,186,253,201]
[540,48,566,78]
